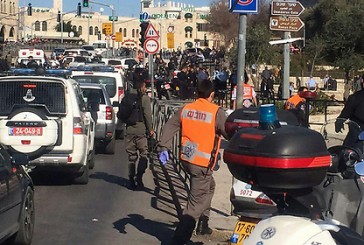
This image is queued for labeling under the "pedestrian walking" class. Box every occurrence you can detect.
[158,79,227,245]
[124,80,154,190]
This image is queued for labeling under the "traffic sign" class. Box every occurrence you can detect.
[167,33,174,48]
[144,38,159,54]
[140,12,149,22]
[109,16,118,21]
[111,34,115,40]
[270,16,304,32]
[102,22,112,35]
[145,23,159,39]
[229,0,258,14]
[271,1,305,16]
[115,32,122,42]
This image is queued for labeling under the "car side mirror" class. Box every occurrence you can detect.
[112,101,119,107]
[11,153,29,165]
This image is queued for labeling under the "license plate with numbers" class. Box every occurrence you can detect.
[230,220,257,244]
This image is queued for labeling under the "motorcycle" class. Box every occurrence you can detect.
[155,74,172,100]
[225,118,364,245]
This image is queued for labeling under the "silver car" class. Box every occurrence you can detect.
[80,83,116,154]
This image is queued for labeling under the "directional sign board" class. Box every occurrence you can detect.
[270,16,304,32]
[229,0,258,14]
[144,38,159,54]
[145,23,159,39]
[271,1,305,16]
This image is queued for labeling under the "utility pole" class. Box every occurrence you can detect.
[236,14,247,109]
[111,5,115,56]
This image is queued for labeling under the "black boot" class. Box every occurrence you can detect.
[170,215,196,245]
[195,216,212,235]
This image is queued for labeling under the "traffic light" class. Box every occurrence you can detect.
[57,11,61,22]
[77,3,81,16]
[27,3,32,16]
[139,21,149,48]
[83,0,89,7]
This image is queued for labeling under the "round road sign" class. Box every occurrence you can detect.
[144,38,159,54]
[111,34,115,40]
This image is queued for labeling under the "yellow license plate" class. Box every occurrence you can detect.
[230,220,256,244]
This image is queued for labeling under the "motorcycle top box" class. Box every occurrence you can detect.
[223,125,331,191]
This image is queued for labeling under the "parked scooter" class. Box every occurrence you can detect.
[224,105,364,245]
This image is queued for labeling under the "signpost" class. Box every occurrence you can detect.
[144,23,160,39]
[271,1,305,16]
[144,38,159,55]
[167,33,174,48]
[109,16,118,21]
[140,12,149,22]
[270,0,305,100]
[102,22,112,35]
[115,32,122,42]
[229,0,259,14]
[269,16,304,32]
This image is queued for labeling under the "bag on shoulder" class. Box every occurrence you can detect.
[117,93,143,126]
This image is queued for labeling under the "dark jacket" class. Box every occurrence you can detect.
[126,89,153,135]
[338,89,364,130]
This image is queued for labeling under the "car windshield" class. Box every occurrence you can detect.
[72,76,116,98]
[82,46,95,51]
[108,60,122,66]
[0,80,66,115]
[125,59,137,67]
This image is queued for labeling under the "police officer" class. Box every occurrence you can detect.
[158,79,227,245]
[335,87,364,146]
[125,80,154,190]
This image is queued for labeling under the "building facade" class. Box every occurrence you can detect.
[19,0,219,50]
[0,0,19,42]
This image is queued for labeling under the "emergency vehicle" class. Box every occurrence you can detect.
[17,48,45,67]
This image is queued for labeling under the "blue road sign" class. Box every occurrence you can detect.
[140,12,149,22]
[229,0,258,14]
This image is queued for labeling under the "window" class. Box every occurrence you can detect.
[42,21,47,31]
[136,29,139,37]
[9,0,11,13]
[94,26,99,35]
[3,0,6,13]
[132,29,135,38]
[78,26,82,35]
[89,26,93,35]
[12,2,14,14]
[1,0,3,13]
[34,21,40,31]
[123,28,127,37]
[197,23,208,32]
[119,28,122,33]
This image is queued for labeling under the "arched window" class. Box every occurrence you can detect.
[132,29,135,38]
[89,26,93,35]
[123,28,127,37]
[94,26,99,35]
[136,29,139,37]
[72,25,77,32]
[42,21,47,31]
[9,1,11,13]
[119,28,122,33]
[78,26,82,35]
[34,21,40,31]
[9,26,14,37]
[3,0,6,13]
[185,26,193,39]
[12,2,14,14]
[1,0,3,12]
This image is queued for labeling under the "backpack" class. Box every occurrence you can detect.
[117,93,143,126]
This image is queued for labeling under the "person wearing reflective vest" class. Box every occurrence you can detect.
[158,79,227,245]
[231,80,257,109]
[284,86,308,126]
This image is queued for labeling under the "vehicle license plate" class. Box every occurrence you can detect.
[9,127,43,136]
[164,84,171,90]
[231,220,257,244]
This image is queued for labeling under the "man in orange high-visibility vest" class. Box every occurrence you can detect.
[158,79,227,245]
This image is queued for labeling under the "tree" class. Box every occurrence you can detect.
[206,0,239,46]
[55,21,80,37]
[304,35,325,76]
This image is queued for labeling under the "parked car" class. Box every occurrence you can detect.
[0,71,95,184]
[72,66,126,139]
[81,45,97,58]
[80,83,116,154]
[0,149,34,245]
[63,49,89,57]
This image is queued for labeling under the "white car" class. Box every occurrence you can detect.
[72,67,126,139]
[0,72,95,184]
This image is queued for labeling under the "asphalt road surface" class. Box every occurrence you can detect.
[29,140,178,245]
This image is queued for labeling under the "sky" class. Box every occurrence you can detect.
[23,0,213,17]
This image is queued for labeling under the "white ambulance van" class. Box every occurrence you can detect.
[17,48,46,67]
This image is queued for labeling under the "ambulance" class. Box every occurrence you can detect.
[17,48,46,67]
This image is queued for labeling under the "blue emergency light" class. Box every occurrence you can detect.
[9,68,72,78]
[259,104,281,130]
[74,65,115,72]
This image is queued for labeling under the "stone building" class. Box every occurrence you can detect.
[0,0,19,42]
[18,0,220,50]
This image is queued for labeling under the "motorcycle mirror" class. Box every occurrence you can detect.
[354,161,364,175]
[359,132,364,141]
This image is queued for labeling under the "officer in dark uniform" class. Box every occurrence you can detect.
[335,88,364,146]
